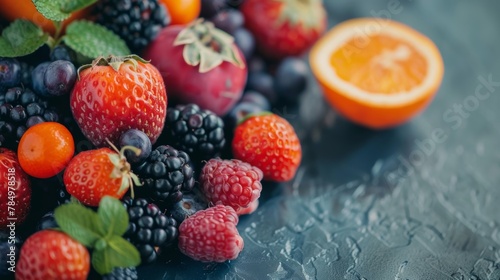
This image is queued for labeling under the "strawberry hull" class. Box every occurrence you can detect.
[143,25,247,116]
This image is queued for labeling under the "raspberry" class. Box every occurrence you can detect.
[178,205,243,262]
[236,199,259,216]
[200,159,262,211]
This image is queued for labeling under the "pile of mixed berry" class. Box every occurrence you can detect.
[0,0,326,279]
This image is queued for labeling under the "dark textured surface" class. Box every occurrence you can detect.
[139,1,500,279]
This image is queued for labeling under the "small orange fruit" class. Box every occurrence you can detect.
[0,0,92,34]
[160,0,201,25]
[310,18,444,129]
[18,122,75,179]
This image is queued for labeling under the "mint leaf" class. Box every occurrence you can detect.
[64,21,131,58]
[107,236,141,268]
[61,0,98,13]
[0,20,49,57]
[92,246,113,275]
[32,0,71,21]
[98,196,129,236]
[54,203,103,247]
[92,236,140,275]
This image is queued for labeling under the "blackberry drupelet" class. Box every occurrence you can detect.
[123,197,178,264]
[102,267,138,280]
[134,145,195,207]
[0,87,59,149]
[95,0,170,51]
[163,104,226,161]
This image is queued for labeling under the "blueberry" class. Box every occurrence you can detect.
[0,58,21,88]
[234,28,255,61]
[170,193,207,223]
[241,91,271,110]
[248,56,267,73]
[31,62,51,97]
[119,129,152,165]
[225,102,264,130]
[200,0,226,18]
[274,57,309,103]
[50,45,76,62]
[226,0,244,9]
[37,211,59,231]
[211,10,244,35]
[44,60,77,96]
[246,72,277,104]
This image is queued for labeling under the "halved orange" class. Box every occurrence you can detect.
[310,18,444,129]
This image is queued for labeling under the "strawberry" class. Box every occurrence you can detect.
[178,205,243,262]
[70,55,167,147]
[143,19,247,116]
[16,230,90,280]
[0,148,31,230]
[241,0,327,60]
[232,113,302,182]
[63,144,141,207]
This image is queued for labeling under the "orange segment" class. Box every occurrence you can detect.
[310,18,444,128]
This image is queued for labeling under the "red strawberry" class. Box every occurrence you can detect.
[200,158,262,211]
[16,230,90,280]
[0,148,31,230]
[232,113,302,182]
[63,144,141,207]
[241,0,327,60]
[70,55,167,147]
[178,205,243,262]
[143,19,247,116]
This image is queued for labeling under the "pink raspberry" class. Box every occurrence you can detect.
[200,159,263,211]
[178,205,243,262]
[236,199,259,216]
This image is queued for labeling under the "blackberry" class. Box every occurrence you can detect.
[163,104,226,161]
[123,197,178,264]
[0,87,60,149]
[102,267,138,280]
[134,145,195,207]
[95,0,170,51]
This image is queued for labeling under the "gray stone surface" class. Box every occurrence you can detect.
[141,1,500,279]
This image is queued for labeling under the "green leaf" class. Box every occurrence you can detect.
[54,203,103,247]
[98,196,129,236]
[107,236,141,268]
[61,0,98,13]
[92,236,141,275]
[64,21,131,59]
[32,0,71,21]
[0,20,49,57]
[92,247,113,275]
